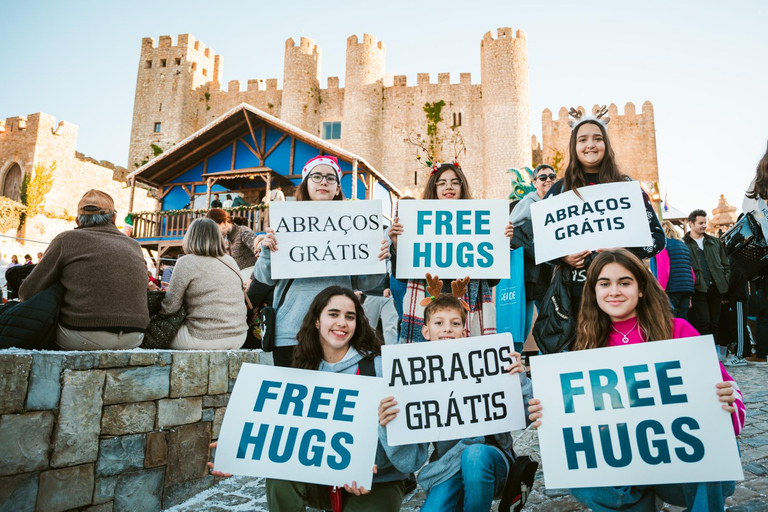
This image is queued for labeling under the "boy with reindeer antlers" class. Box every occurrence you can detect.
[379,273,537,512]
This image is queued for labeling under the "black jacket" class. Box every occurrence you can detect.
[511,219,552,301]
[683,232,730,294]
[0,282,64,349]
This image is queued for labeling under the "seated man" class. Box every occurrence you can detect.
[20,189,150,350]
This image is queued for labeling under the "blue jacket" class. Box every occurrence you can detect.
[665,238,695,294]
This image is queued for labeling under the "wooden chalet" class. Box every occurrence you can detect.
[125,103,402,261]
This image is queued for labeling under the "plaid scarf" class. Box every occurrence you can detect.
[399,278,496,343]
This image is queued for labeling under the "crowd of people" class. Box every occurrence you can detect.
[2,109,766,511]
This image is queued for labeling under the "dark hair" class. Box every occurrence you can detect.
[424,294,467,324]
[533,164,554,178]
[746,139,768,201]
[687,209,707,223]
[206,208,231,224]
[575,249,673,350]
[294,178,345,201]
[421,164,473,200]
[563,121,624,192]
[232,217,248,226]
[24,254,32,260]
[292,286,382,370]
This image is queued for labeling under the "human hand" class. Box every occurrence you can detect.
[505,351,524,374]
[388,218,404,251]
[207,442,232,477]
[716,381,736,414]
[378,239,390,261]
[261,228,278,252]
[505,221,514,239]
[147,281,159,291]
[528,398,543,428]
[561,250,591,268]
[383,288,391,298]
[378,396,399,426]
[343,480,370,496]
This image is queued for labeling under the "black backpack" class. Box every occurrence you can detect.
[532,266,576,354]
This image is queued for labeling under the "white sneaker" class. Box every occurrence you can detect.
[724,356,748,367]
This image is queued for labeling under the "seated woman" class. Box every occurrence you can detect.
[266,285,428,512]
[206,207,258,277]
[160,218,248,350]
[528,249,745,511]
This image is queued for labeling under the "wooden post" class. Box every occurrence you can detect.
[128,177,136,213]
[206,178,213,208]
[351,160,359,200]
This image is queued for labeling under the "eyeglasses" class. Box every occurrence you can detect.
[435,179,462,188]
[535,173,557,182]
[308,173,339,184]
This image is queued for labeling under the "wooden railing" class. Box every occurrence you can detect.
[131,205,268,240]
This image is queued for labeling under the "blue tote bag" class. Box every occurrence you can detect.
[495,247,526,350]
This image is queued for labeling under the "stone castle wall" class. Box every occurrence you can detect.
[0,349,260,512]
[128,29,532,199]
[541,102,659,184]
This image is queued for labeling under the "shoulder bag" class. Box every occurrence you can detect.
[259,279,294,352]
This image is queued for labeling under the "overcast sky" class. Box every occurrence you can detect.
[2,0,766,215]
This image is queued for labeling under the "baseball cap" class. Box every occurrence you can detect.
[78,189,116,215]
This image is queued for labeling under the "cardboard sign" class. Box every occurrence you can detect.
[530,336,744,489]
[395,200,511,279]
[382,333,527,446]
[269,200,386,279]
[214,364,381,488]
[530,181,653,264]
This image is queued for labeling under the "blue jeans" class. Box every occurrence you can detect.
[571,481,735,512]
[421,444,508,512]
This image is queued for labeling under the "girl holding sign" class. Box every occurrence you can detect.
[388,163,515,343]
[254,156,389,367]
[528,249,745,511]
[266,285,429,511]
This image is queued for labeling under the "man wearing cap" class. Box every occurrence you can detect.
[20,189,150,350]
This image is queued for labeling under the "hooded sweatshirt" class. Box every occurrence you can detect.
[318,346,430,484]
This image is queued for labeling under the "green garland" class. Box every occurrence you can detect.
[128,203,267,219]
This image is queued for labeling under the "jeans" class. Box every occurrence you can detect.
[421,444,508,512]
[666,292,691,320]
[690,286,722,339]
[571,481,735,512]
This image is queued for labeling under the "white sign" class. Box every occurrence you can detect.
[530,336,744,489]
[530,181,653,264]
[396,200,510,279]
[214,364,381,488]
[269,200,386,279]
[382,333,527,446]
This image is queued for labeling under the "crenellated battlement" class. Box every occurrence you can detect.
[347,33,385,51]
[285,36,320,58]
[482,27,527,43]
[544,102,655,122]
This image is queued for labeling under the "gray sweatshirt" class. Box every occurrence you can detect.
[508,190,543,227]
[253,247,386,347]
[318,347,430,484]
[417,371,534,495]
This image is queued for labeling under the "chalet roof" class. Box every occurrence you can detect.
[126,103,402,196]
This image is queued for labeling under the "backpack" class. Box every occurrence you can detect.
[532,266,576,354]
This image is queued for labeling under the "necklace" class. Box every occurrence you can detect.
[611,320,639,344]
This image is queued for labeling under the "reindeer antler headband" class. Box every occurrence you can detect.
[405,132,467,176]
[419,273,471,311]
[568,105,611,131]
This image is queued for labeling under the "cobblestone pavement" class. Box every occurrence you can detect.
[166,364,768,512]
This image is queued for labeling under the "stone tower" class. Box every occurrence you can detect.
[480,28,531,194]
[341,34,386,170]
[281,37,322,134]
[128,34,222,168]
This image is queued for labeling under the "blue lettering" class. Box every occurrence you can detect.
[456,210,472,234]
[598,423,632,468]
[333,389,359,422]
[563,426,597,470]
[672,417,705,463]
[417,211,432,235]
[278,383,308,416]
[637,419,671,465]
[477,242,493,267]
[589,369,624,411]
[623,364,655,408]
[268,425,298,463]
[435,243,453,268]
[327,432,353,470]
[413,242,431,267]
[236,422,269,460]
[436,211,453,235]
[457,242,473,267]
[656,361,688,404]
[298,429,325,467]
[254,380,282,412]
[560,372,585,414]
[307,387,334,420]
[475,210,491,234]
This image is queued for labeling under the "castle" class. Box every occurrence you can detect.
[128,29,533,199]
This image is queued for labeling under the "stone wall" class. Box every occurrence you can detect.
[0,349,260,512]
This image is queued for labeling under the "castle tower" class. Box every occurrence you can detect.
[480,28,531,199]
[341,34,386,170]
[281,37,322,134]
[128,34,221,169]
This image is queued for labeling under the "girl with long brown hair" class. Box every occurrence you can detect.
[528,249,746,511]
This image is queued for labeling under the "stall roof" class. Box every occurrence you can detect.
[126,103,402,196]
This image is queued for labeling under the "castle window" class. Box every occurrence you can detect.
[322,122,342,140]
[159,103,162,112]
[154,122,162,133]
[145,60,152,69]
[191,63,197,71]
[175,57,181,66]
[160,59,167,67]
[453,112,462,127]
[202,68,208,76]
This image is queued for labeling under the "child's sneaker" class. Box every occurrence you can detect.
[725,356,749,367]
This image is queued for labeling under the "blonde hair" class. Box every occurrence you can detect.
[183,218,227,257]
[661,220,680,240]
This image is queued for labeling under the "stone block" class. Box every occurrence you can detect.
[25,353,63,410]
[84,503,114,512]
[0,411,54,475]
[101,402,156,435]
[158,352,173,365]
[37,464,94,512]
[163,475,214,509]
[129,352,160,366]
[103,366,170,405]
[170,352,209,397]
[202,393,230,408]
[202,407,214,422]
[165,422,211,486]
[0,473,38,512]
[98,352,132,368]
[0,354,32,414]
[145,431,168,468]
[208,352,229,395]
[113,468,164,512]
[157,397,202,428]
[96,434,146,477]
[228,351,245,379]
[51,370,105,467]
[62,352,98,370]
[212,407,226,439]
[93,475,117,504]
